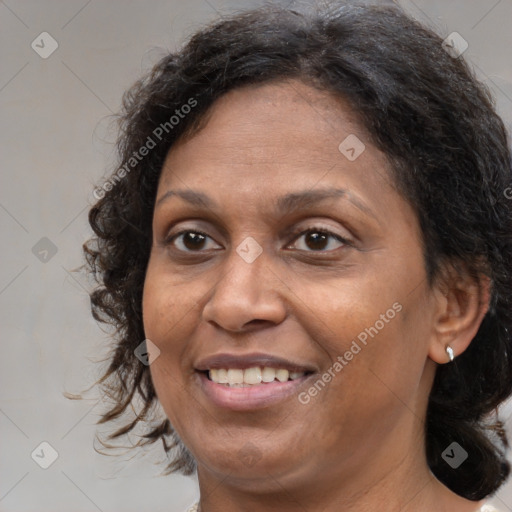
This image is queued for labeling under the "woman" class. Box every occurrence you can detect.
[84,2,512,511]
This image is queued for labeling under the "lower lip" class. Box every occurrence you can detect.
[197,371,314,411]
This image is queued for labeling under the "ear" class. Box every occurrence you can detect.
[428,263,491,364]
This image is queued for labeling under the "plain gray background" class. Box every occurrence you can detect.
[1,1,512,511]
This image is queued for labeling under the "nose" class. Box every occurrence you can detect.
[201,243,288,333]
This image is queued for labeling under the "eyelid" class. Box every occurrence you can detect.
[286,224,352,244]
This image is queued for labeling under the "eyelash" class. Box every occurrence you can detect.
[165,226,350,254]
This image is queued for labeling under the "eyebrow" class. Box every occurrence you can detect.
[155,187,376,219]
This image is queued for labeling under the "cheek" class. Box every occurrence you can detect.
[303,273,429,404]
[142,266,188,405]
[142,260,215,418]
[302,277,400,352]
[142,260,198,340]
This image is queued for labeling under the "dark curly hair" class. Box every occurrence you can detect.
[83,1,512,500]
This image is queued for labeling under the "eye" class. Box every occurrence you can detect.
[287,226,349,252]
[165,226,350,254]
[165,230,222,252]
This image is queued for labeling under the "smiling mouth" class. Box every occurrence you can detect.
[200,367,314,387]
[196,367,316,410]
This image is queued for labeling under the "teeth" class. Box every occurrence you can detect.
[208,367,306,386]
[217,368,228,384]
[276,369,289,382]
[210,369,229,384]
[262,367,276,383]
[244,367,262,384]
[227,369,244,385]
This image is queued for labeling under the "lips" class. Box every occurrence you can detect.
[194,352,318,410]
[197,371,314,410]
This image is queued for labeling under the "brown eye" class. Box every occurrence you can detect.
[289,227,348,252]
[166,230,221,252]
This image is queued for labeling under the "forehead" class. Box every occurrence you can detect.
[157,79,401,219]
[163,80,370,170]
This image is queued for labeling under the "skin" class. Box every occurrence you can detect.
[142,80,489,512]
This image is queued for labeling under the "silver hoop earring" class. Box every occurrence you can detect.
[446,345,455,362]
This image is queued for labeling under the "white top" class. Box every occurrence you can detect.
[186,502,502,511]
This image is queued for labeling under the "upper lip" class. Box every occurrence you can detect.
[195,352,317,373]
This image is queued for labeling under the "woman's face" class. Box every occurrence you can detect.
[143,80,440,488]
